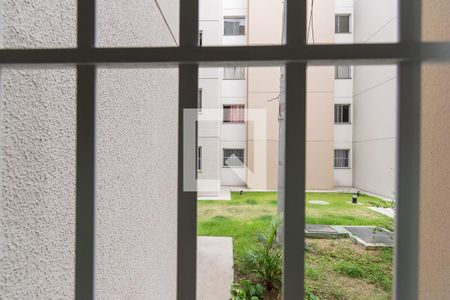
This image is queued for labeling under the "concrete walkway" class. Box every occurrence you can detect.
[197,236,233,300]
[198,186,277,201]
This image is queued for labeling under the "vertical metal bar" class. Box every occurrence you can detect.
[286,0,307,46]
[282,0,307,297]
[396,0,421,299]
[396,63,421,300]
[283,62,307,299]
[180,0,199,47]
[75,65,96,300]
[178,0,199,297]
[177,65,199,300]
[76,0,96,299]
[77,0,96,49]
[400,0,421,44]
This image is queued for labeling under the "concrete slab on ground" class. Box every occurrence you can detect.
[308,200,330,205]
[369,207,395,218]
[198,186,277,201]
[198,187,232,201]
[343,226,394,249]
[305,224,349,239]
[197,236,234,300]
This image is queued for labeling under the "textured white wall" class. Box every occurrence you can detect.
[1,0,179,299]
[95,68,178,299]
[0,67,77,299]
[0,1,77,298]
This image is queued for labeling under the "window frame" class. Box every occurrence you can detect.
[335,65,352,79]
[223,104,246,123]
[222,148,245,167]
[334,149,351,169]
[335,14,352,34]
[0,0,435,299]
[223,66,246,80]
[223,16,246,36]
[334,104,351,124]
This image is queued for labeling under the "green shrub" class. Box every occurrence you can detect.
[334,261,364,278]
[230,279,264,300]
[244,214,283,292]
[305,264,320,281]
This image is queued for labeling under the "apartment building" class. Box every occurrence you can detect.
[198,0,249,196]
[199,0,397,200]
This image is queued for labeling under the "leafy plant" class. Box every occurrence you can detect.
[230,279,264,300]
[305,286,320,300]
[244,214,283,292]
[334,261,364,279]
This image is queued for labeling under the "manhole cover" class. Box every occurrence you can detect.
[308,200,330,205]
[344,226,394,244]
[305,224,337,233]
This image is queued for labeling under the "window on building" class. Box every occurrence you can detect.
[335,104,351,124]
[198,88,202,112]
[223,67,246,80]
[197,146,202,171]
[224,16,246,35]
[335,65,352,79]
[335,14,351,33]
[223,148,245,167]
[198,30,203,46]
[334,149,350,168]
[223,104,245,123]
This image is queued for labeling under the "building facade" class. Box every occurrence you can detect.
[199,0,397,200]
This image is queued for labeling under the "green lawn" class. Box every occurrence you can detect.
[198,191,394,299]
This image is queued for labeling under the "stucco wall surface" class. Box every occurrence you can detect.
[97,0,178,47]
[0,0,77,48]
[0,1,77,298]
[419,3,450,297]
[0,67,77,299]
[95,67,178,300]
[1,0,179,299]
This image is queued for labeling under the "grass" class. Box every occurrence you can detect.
[305,239,393,300]
[198,191,394,299]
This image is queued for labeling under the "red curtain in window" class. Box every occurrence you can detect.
[226,105,244,122]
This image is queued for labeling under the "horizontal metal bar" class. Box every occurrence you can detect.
[1,43,449,66]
